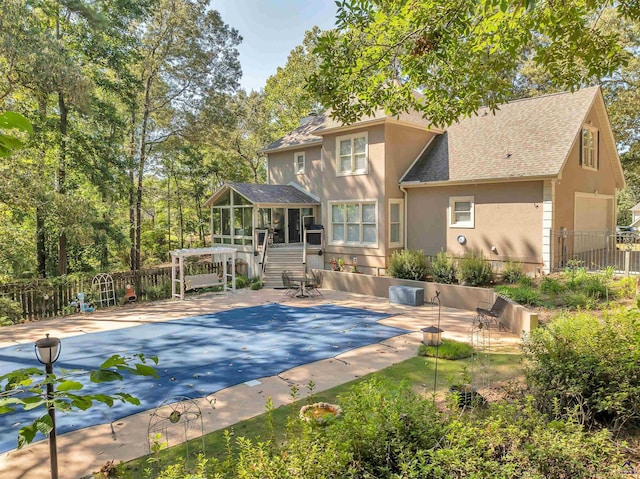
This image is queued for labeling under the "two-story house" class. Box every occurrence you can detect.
[204,86,625,286]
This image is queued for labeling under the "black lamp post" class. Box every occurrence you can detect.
[35,334,61,479]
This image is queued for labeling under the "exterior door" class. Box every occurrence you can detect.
[288,209,301,243]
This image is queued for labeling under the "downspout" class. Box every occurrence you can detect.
[400,185,408,250]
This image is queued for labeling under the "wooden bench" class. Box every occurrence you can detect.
[389,285,425,306]
[185,274,223,291]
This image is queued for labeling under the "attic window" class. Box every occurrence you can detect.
[581,125,598,170]
[294,151,305,175]
[336,132,368,176]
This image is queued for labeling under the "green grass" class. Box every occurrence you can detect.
[418,338,474,359]
[120,352,522,478]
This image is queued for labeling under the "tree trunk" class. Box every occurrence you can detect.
[36,206,46,278]
[57,92,68,275]
[128,107,137,271]
[194,190,205,244]
[174,174,184,249]
[135,74,154,272]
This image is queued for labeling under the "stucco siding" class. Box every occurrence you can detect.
[384,124,434,196]
[554,106,618,232]
[406,181,544,266]
[267,145,322,198]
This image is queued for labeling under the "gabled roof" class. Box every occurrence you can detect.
[402,86,608,184]
[204,182,319,208]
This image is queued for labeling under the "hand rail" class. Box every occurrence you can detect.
[303,229,307,270]
[259,229,269,275]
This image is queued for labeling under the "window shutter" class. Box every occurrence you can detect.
[596,131,600,170]
[579,129,583,166]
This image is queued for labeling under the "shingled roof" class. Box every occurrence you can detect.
[402,86,601,184]
[264,104,433,153]
[204,182,319,208]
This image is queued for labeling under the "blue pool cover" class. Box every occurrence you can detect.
[0,303,406,453]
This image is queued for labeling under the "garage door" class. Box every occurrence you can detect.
[574,195,611,232]
[574,194,612,253]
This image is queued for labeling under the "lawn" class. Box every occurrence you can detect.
[117,351,522,478]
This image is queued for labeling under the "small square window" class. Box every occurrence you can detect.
[449,196,474,228]
[294,151,305,174]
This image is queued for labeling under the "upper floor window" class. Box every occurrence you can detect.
[336,132,368,176]
[581,125,598,170]
[449,196,474,228]
[330,200,377,246]
[294,151,305,175]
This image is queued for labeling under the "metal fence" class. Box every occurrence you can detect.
[0,262,223,322]
[550,229,640,274]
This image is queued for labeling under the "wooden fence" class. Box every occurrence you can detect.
[0,262,224,322]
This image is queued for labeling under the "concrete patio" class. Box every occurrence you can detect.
[0,288,521,479]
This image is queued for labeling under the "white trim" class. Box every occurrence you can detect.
[400,174,557,188]
[542,181,553,273]
[328,199,378,248]
[448,196,474,229]
[336,131,369,176]
[294,151,305,175]
[581,124,598,171]
[388,198,404,248]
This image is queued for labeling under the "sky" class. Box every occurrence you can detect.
[212,0,338,92]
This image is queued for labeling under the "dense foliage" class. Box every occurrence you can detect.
[134,379,624,479]
[456,249,493,286]
[524,309,640,431]
[386,249,429,281]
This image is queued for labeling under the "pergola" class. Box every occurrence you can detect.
[170,247,237,300]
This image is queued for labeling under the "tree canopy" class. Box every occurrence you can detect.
[309,0,640,128]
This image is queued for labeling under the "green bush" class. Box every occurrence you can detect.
[430,251,456,284]
[387,249,429,281]
[611,275,636,299]
[456,250,492,286]
[144,282,171,301]
[524,309,640,430]
[495,285,542,306]
[418,339,473,360]
[250,280,263,290]
[501,260,523,284]
[561,291,598,310]
[540,276,564,295]
[234,275,249,289]
[0,296,22,325]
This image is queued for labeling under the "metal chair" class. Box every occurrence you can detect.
[281,270,299,299]
[305,269,323,298]
[474,295,509,331]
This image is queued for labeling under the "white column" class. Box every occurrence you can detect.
[179,255,185,300]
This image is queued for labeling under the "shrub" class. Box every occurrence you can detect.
[234,275,249,289]
[418,339,473,360]
[387,249,429,281]
[540,276,564,295]
[250,280,263,290]
[501,260,523,284]
[144,282,171,301]
[495,285,542,306]
[430,251,456,284]
[456,250,492,286]
[561,291,598,310]
[0,296,22,326]
[524,309,640,431]
[611,275,636,299]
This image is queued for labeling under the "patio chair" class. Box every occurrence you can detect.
[305,269,324,298]
[281,270,299,299]
[474,295,509,331]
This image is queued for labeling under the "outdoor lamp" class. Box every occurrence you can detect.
[421,325,444,346]
[35,334,61,479]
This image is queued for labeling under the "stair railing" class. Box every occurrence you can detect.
[256,229,270,277]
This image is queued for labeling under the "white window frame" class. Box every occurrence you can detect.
[449,196,474,228]
[388,199,404,248]
[294,151,305,175]
[581,124,598,171]
[336,131,368,176]
[328,199,378,247]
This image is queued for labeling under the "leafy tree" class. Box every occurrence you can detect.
[0,353,158,449]
[309,0,639,128]
[264,27,324,135]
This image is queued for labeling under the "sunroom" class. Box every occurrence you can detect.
[203,182,321,252]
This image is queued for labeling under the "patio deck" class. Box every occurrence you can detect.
[0,288,520,479]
